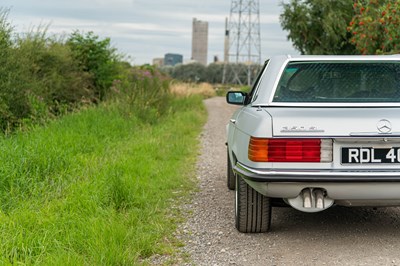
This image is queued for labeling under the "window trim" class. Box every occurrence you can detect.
[247,60,270,105]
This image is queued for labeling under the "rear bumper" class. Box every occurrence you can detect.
[234,162,400,182]
[234,162,400,203]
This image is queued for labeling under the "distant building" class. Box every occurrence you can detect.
[191,18,208,65]
[164,53,183,66]
[152,58,164,67]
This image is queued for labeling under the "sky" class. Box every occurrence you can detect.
[1,0,298,65]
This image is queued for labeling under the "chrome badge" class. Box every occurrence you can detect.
[377,119,392,134]
[281,126,325,133]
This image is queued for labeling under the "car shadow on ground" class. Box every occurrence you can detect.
[270,205,400,236]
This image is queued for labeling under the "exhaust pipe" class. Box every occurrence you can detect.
[302,188,326,209]
[314,189,325,209]
[302,189,312,208]
[288,188,334,213]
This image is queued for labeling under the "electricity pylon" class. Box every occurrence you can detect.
[222,0,262,86]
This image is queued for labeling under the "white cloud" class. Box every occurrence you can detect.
[112,22,190,34]
[2,0,297,65]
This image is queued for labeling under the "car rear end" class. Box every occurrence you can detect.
[227,55,400,232]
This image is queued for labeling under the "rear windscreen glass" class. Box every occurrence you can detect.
[273,61,400,103]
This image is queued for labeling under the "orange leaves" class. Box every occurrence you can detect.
[348,0,400,55]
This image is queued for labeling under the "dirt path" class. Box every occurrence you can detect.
[178,97,400,265]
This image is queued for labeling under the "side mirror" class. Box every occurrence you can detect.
[226,91,247,105]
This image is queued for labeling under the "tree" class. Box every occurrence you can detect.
[280,0,356,55]
[170,63,207,83]
[205,63,224,84]
[348,0,400,55]
[67,31,119,100]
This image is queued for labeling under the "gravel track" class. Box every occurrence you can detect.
[177,97,400,266]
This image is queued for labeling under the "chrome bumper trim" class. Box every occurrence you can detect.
[234,162,400,182]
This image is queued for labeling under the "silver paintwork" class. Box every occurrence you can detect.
[267,107,400,137]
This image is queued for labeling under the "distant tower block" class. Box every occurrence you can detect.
[223,0,261,85]
[192,18,209,65]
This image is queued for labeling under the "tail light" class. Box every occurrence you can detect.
[249,137,333,162]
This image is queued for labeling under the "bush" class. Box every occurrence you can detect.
[0,11,128,133]
[206,63,224,84]
[67,31,120,101]
[170,62,207,83]
[16,30,95,112]
[110,65,172,122]
[0,10,178,134]
[0,9,30,132]
[0,22,97,132]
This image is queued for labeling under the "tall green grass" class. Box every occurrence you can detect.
[0,95,206,264]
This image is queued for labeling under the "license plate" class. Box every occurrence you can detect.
[341,147,400,164]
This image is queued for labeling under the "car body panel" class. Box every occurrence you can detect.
[268,107,400,137]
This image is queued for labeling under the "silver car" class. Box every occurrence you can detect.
[226,55,400,233]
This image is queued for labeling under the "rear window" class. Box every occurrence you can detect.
[273,61,400,103]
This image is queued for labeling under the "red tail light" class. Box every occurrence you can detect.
[249,137,332,162]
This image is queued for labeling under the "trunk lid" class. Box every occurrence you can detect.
[267,107,400,137]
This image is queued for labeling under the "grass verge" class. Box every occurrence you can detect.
[0,95,206,265]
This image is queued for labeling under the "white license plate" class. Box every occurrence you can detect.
[341,147,400,164]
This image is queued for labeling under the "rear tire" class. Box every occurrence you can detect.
[227,150,236,190]
[235,174,271,233]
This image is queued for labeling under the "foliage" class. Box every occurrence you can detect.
[0,9,28,132]
[110,65,172,122]
[0,9,210,265]
[205,63,224,84]
[0,10,141,133]
[0,94,206,264]
[348,0,400,55]
[170,81,216,98]
[170,62,208,83]
[0,25,97,133]
[280,0,356,55]
[16,30,94,112]
[67,31,119,101]
[161,62,258,85]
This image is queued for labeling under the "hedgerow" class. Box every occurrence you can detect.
[0,9,170,134]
